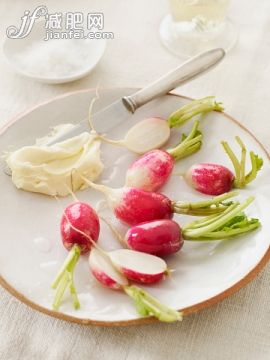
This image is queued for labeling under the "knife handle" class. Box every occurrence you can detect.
[122,48,225,113]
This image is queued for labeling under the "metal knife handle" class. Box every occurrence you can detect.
[122,48,225,113]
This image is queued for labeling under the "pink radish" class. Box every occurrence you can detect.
[61,202,100,253]
[185,163,234,196]
[185,136,264,196]
[81,175,240,225]
[125,121,202,192]
[51,201,100,310]
[89,248,182,322]
[108,249,168,284]
[124,219,183,256]
[89,248,128,290]
[125,150,174,192]
[112,188,172,226]
[81,176,173,225]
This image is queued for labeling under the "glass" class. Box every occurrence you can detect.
[159,0,237,58]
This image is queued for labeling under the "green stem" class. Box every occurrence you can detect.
[221,137,263,188]
[183,197,255,239]
[51,245,80,289]
[236,136,246,187]
[177,142,201,158]
[53,272,70,310]
[173,191,238,216]
[221,140,241,185]
[245,152,263,184]
[51,244,81,310]
[185,222,260,240]
[124,285,182,323]
[168,96,224,128]
[183,203,239,230]
[167,121,203,161]
[69,275,80,310]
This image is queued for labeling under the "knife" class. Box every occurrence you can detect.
[48,48,225,144]
[2,48,225,176]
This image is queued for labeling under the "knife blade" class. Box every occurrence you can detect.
[55,98,132,141]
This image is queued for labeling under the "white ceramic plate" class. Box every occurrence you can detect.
[1,88,269,326]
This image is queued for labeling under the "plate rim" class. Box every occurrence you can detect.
[1,87,269,327]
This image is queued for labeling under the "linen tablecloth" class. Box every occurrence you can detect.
[1,1,270,359]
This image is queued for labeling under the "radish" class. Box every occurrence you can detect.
[125,150,174,192]
[125,121,202,192]
[185,163,235,195]
[124,219,183,256]
[89,245,168,285]
[81,176,173,225]
[89,248,128,290]
[99,117,171,155]
[81,174,240,224]
[185,137,263,195]
[89,248,182,322]
[108,249,168,284]
[61,202,100,253]
[51,201,100,310]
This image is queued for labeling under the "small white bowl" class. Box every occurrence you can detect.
[3,21,106,84]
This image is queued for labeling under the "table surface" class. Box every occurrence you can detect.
[1,1,270,359]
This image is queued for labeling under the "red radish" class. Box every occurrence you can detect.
[61,202,100,253]
[89,248,128,290]
[124,219,183,256]
[88,248,182,322]
[51,201,100,310]
[125,121,202,192]
[125,150,174,192]
[81,176,173,225]
[81,176,240,226]
[108,249,168,284]
[185,163,234,195]
[113,188,172,226]
[185,137,264,196]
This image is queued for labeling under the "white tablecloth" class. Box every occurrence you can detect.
[1,1,270,359]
